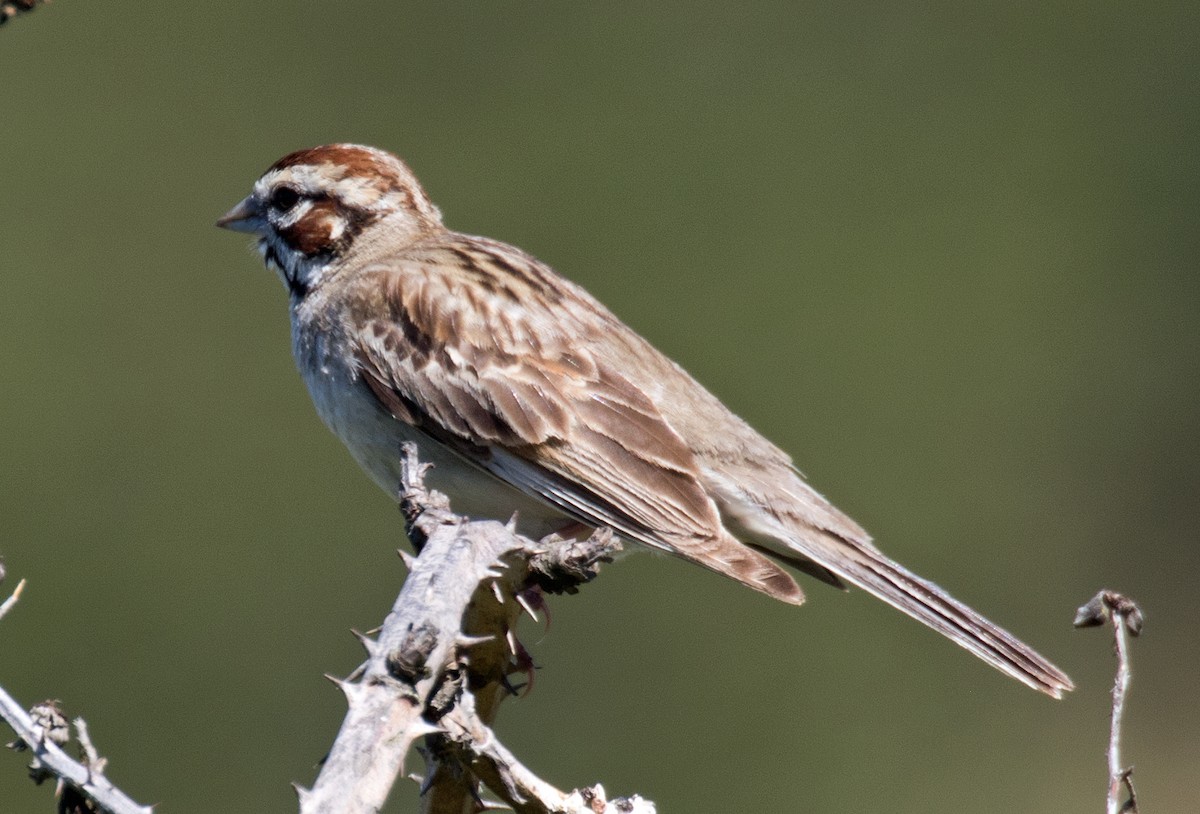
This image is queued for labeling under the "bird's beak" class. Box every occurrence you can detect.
[216,195,264,234]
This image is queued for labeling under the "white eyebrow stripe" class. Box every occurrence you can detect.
[255,166,400,212]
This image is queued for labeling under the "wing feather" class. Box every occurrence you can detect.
[345,237,803,603]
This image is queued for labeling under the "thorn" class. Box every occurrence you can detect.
[491,581,505,603]
[456,633,496,649]
[324,674,363,703]
[293,783,312,804]
[515,592,540,623]
[418,767,437,796]
[505,629,519,656]
[397,549,416,569]
[506,512,519,532]
[518,587,551,636]
[350,629,378,655]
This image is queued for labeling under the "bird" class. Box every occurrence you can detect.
[217,143,1072,698]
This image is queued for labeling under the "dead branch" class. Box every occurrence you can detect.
[0,577,152,814]
[299,443,652,813]
[0,442,650,812]
[1075,590,1144,814]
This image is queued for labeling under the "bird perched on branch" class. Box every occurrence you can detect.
[218,143,1072,698]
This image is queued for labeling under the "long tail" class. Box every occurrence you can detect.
[769,531,1074,698]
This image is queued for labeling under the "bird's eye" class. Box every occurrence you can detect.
[271,186,301,212]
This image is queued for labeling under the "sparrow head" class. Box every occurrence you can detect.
[217,144,443,296]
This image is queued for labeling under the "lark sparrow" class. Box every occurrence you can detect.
[218,144,1072,697]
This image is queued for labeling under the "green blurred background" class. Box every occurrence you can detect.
[1,2,1197,811]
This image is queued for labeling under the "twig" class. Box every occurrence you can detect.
[0,577,153,814]
[73,717,108,776]
[1075,590,1144,814]
[439,687,655,814]
[0,578,25,623]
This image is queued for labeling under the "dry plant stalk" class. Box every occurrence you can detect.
[1075,590,1144,814]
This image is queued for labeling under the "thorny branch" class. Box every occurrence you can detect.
[0,443,650,814]
[1075,590,1144,814]
[0,576,152,814]
[300,443,654,814]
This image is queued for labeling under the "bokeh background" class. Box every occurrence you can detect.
[1,2,1197,811]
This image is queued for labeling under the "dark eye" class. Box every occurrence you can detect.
[271,186,301,212]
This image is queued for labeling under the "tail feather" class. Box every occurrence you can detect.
[782,532,1074,698]
[707,468,1072,697]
